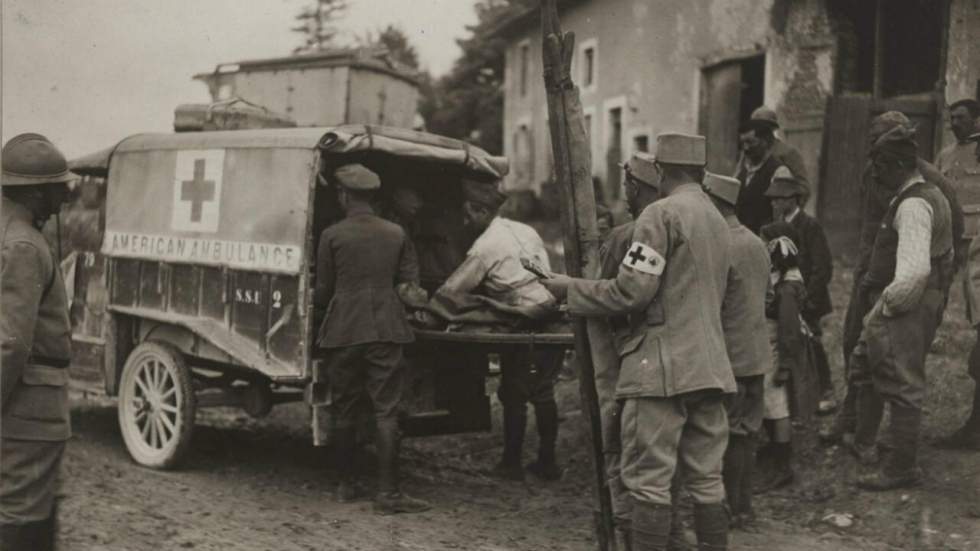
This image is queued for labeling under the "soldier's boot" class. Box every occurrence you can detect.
[631,501,672,551]
[820,385,857,445]
[693,503,729,550]
[332,426,365,503]
[934,383,980,450]
[722,436,745,524]
[849,384,884,465]
[373,418,431,515]
[527,401,561,481]
[858,405,922,491]
[493,406,526,481]
[738,438,757,527]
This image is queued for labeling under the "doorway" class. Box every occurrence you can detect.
[700,54,766,176]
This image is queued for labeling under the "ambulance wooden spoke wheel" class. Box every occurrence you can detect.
[118,341,196,469]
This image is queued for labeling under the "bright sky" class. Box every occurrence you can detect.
[1,0,479,159]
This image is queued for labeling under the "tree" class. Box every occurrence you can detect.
[359,24,421,69]
[420,0,535,154]
[292,0,349,54]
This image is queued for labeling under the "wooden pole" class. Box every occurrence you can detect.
[540,2,615,550]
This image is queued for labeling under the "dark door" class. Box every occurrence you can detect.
[818,94,938,259]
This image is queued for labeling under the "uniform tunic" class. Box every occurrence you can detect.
[567,182,733,506]
[721,216,771,436]
[1,197,72,524]
[315,204,416,425]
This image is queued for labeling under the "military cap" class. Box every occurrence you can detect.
[765,165,807,198]
[872,125,918,162]
[751,106,780,128]
[622,152,659,188]
[702,172,741,206]
[462,179,507,210]
[2,133,75,186]
[334,163,380,191]
[654,133,706,166]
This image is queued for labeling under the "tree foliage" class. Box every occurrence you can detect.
[420,0,535,155]
[292,0,349,54]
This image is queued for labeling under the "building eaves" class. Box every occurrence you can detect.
[486,0,589,40]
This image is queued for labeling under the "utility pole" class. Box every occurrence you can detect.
[540,1,615,549]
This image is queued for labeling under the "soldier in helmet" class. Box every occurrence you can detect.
[1,133,76,550]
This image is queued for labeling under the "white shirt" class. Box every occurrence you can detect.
[881,174,933,316]
[783,207,801,223]
[437,217,554,309]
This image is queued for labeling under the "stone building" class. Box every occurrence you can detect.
[493,0,980,251]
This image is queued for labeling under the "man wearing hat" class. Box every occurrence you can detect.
[735,119,783,235]
[544,133,734,549]
[429,179,563,482]
[315,163,430,514]
[589,152,662,547]
[823,111,965,446]
[703,172,771,528]
[849,127,954,490]
[1,133,75,550]
[765,166,835,414]
[734,106,809,188]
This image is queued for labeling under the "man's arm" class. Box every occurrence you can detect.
[565,207,669,317]
[313,232,336,311]
[880,198,933,316]
[434,254,489,298]
[804,218,833,300]
[1,242,46,408]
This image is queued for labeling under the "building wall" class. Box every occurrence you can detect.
[942,0,980,149]
[501,0,836,200]
[347,69,420,128]
[217,66,351,127]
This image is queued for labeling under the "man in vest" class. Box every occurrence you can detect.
[1,134,75,550]
[735,106,809,188]
[590,152,662,548]
[823,111,965,446]
[315,164,430,514]
[704,172,772,528]
[543,133,734,550]
[735,120,782,235]
[850,127,954,490]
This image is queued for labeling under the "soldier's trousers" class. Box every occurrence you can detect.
[620,391,728,506]
[323,343,405,427]
[0,438,64,550]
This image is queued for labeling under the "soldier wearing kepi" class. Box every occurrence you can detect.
[543,133,734,550]
[703,172,772,528]
[1,134,75,550]
[851,127,954,490]
[315,163,430,514]
[590,152,661,548]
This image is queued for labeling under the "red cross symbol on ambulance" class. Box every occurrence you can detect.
[171,150,224,233]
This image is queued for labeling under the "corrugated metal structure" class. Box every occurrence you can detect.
[193,48,421,129]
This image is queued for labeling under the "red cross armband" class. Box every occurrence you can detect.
[622,242,665,276]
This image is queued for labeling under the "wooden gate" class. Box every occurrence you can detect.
[818,94,938,260]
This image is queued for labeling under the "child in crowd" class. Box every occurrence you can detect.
[757,221,819,492]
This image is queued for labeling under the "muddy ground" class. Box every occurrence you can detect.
[59,264,980,550]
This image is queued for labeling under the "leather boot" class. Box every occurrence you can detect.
[820,385,856,444]
[738,437,757,525]
[858,405,922,491]
[722,436,745,520]
[493,406,526,481]
[0,505,57,551]
[631,500,672,551]
[332,426,364,502]
[527,401,561,480]
[693,502,728,550]
[850,384,884,465]
[373,418,431,514]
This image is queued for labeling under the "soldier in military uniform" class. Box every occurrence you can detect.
[315,163,430,514]
[1,134,76,550]
[544,133,734,550]
[850,128,954,490]
[703,172,771,528]
[589,152,661,548]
